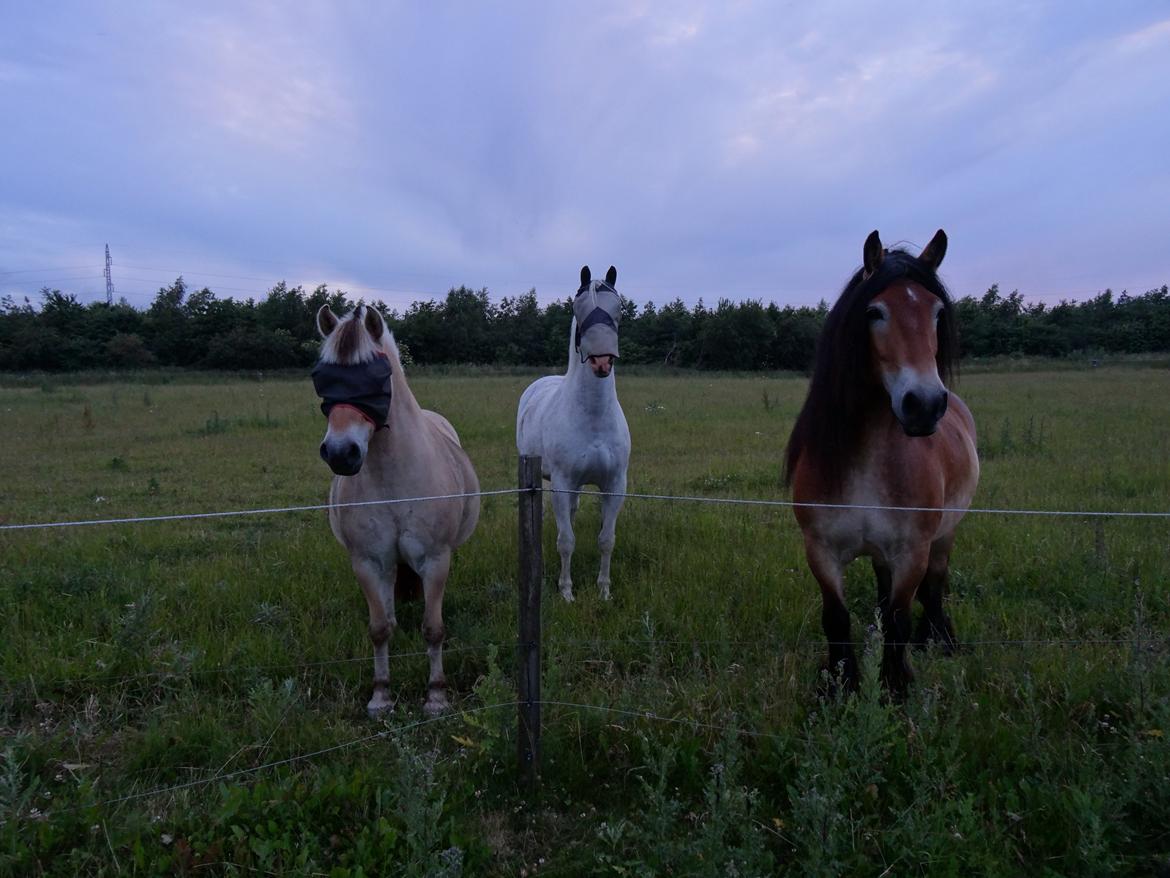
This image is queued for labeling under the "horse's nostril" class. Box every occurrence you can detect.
[319,443,328,461]
[902,391,922,415]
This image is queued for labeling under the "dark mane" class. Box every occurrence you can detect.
[783,248,958,491]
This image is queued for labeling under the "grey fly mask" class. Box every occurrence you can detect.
[574,265,622,362]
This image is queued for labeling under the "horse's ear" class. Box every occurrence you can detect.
[364,305,386,339]
[919,229,947,271]
[316,304,339,338]
[605,265,617,286]
[580,265,591,287]
[863,230,883,278]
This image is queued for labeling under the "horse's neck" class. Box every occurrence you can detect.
[563,358,619,420]
[367,365,426,466]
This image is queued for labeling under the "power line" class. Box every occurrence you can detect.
[0,275,103,286]
[0,265,95,276]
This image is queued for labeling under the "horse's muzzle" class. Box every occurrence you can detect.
[898,388,948,436]
[587,355,614,378]
[321,440,364,476]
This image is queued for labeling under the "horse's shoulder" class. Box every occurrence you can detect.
[519,375,563,408]
[946,392,976,438]
[420,408,462,448]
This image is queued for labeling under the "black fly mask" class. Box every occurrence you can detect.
[311,356,393,427]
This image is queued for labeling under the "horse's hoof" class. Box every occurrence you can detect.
[366,698,394,720]
[598,580,611,601]
[423,695,450,717]
[817,661,859,699]
[880,663,915,699]
[560,587,575,603]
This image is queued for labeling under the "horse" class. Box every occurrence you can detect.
[516,265,631,602]
[783,229,979,695]
[312,304,480,717]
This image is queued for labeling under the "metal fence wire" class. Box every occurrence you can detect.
[4,474,1168,813]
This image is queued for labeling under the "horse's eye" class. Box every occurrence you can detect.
[866,306,884,322]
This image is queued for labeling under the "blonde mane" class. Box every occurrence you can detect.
[319,305,401,369]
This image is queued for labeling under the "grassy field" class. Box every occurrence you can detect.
[2,364,1169,876]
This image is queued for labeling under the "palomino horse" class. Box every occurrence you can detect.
[784,230,979,694]
[517,265,631,601]
[312,304,480,716]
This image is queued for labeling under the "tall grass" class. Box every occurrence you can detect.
[1,366,1168,875]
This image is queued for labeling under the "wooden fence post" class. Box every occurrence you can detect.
[517,455,543,791]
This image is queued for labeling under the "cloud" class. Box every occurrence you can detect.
[1,2,1169,310]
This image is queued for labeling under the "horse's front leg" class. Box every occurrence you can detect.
[596,473,626,601]
[550,480,577,602]
[882,548,930,697]
[352,557,397,718]
[914,532,958,654]
[419,551,452,716]
[804,538,857,693]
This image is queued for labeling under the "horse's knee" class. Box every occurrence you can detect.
[422,622,446,646]
[557,531,575,554]
[369,619,396,647]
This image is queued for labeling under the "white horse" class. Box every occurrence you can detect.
[516,265,631,601]
[312,304,480,717]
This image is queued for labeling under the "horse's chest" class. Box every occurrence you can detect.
[807,472,922,560]
[816,507,907,558]
[566,440,621,482]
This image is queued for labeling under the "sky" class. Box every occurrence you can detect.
[2,2,1169,312]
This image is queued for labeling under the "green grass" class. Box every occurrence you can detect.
[2,366,1169,876]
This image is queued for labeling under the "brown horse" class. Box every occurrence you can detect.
[784,229,979,694]
[312,304,480,717]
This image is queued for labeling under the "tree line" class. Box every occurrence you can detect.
[1,277,1168,372]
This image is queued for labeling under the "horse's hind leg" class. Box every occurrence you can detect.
[353,558,398,718]
[805,539,858,693]
[420,551,452,716]
[914,533,958,654]
[596,473,626,601]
